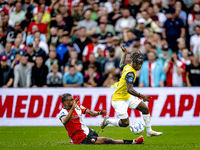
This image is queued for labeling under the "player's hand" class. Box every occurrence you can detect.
[142,95,152,102]
[120,45,128,53]
[99,110,106,115]
[72,97,79,110]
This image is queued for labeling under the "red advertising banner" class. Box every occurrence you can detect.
[0,88,200,126]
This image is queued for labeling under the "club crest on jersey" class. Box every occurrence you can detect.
[128,77,133,82]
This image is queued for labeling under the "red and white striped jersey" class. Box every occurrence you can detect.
[164,60,185,87]
[58,104,89,144]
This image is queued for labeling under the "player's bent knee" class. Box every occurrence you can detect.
[120,119,129,127]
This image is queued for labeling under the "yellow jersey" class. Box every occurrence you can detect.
[112,64,136,101]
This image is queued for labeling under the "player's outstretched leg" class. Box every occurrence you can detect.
[136,102,162,137]
[94,136,144,144]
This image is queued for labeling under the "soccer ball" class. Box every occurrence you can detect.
[130,121,144,135]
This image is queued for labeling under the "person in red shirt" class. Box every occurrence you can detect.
[58,93,144,145]
[28,12,47,35]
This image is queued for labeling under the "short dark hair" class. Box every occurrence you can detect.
[35,54,43,59]
[61,93,72,103]
[131,51,143,65]
[69,65,75,68]
[62,34,70,38]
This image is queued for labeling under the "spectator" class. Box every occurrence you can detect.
[26,27,46,45]
[82,53,101,76]
[181,48,191,65]
[20,13,32,32]
[48,27,59,46]
[71,2,85,25]
[187,3,200,25]
[143,42,152,61]
[46,64,62,87]
[13,54,32,88]
[123,30,136,47]
[0,55,14,88]
[105,32,114,48]
[134,18,145,39]
[91,3,99,21]
[128,0,141,18]
[190,25,200,53]
[33,37,46,61]
[77,10,98,35]
[175,1,187,25]
[141,10,160,33]
[56,34,70,64]
[177,38,186,59]
[157,44,172,65]
[115,8,136,38]
[51,14,69,34]
[9,1,25,27]
[22,0,34,12]
[28,12,48,35]
[6,22,26,43]
[83,64,101,87]
[10,51,21,69]
[31,55,48,87]
[62,42,77,65]
[189,11,200,36]
[108,2,121,25]
[82,33,106,62]
[64,50,83,73]
[96,47,107,72]
[186,54,200,86]
[112,36,123,59]
[26,43,36,67]
[11,38,26,55]
[162,8,185,51]
[140,28,153,46]
[62,65,83,87]
[103,47,120,75]
[32,0,51,15]
[45,46,59,72]
[74,27,92,55]
[0,42,15,67]
[139,51,165,87]
[164,51,185,87]
[33,31,49,54]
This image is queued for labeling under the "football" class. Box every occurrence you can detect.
[130,121,144,135]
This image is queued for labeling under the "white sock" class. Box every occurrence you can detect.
[142,114,152,133]
[106,119,120,127]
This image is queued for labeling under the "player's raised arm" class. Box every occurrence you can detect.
[60,97,79,125]
[119,45,128,68]
[85,109,106,116]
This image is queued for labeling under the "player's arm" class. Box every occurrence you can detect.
[119,45,128,68]
[85,109,106,116]
[60,97,79,125]
[125,72,151,102]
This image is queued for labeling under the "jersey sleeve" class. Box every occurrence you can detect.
[125,72,135,85]
[79,104,87,114]
[58,109,68,120]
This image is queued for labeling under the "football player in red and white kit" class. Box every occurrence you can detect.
[58,93,144,145]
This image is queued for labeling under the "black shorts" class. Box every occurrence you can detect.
[80,128,99,144]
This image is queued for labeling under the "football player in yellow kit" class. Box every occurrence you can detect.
[101,46,162,137]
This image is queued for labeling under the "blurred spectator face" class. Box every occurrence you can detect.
[147,52,156,62]
[113,38,119,46]
[84,10,91,20]
[91,37,98,44]
[34,31,41,39]
[40,4,46,13]
[175,1,182,8]
[194,12,200,21]
[141,11,149,20]
[73,3,79,12]
[50,27,58,36]
[25,0,31,4]
[49,44,56,51]
[182,48,188,58]
[171,11,176,19]
[52,65,58,74]
[0,59,7,67]
[193,4,200,12]
[134,40,141,47]
[70,51,78,59]
[59,6,66,14]
[32,25,39,33]
[145,43,151,52]
[14,38,21,47]
[58,29,64,37]
[16,33,23,41]
[79,27,86,37]
[100,16,108,24]
[21,56,28,66]
[168,0,176,6]
[39,0,45,4]
[97,48,103,57]
[5,42,12,52]
[127,31,135,41]
[89,54,95,63]
[195,26,200,35]
[93,3,99,12]
[153,33,161,41]
[147,6,153,15]
[144,28,150,38]
[87,0,95,5]
[193,54,199,63]
[14,22,21,31]
[101,7,108,16]
[56,14,63,23]
[99,23,106,33]
[34,38,40,46]
[132,46,139,52]
[88,67,95,76]
[171,52,178,59]
[78,2,84,11]
[62,36,70,45]
[175,7,181,16]
[122,9,130,18]
[49,51,56,59]
[69,66,76,76]
[153,4,160,14]
[37,12,43,22]
[178,41,186,50]
[28,45,34,53]
[139,22,145,29]
[106,36,113,43]
[141,2,150,11]
[109,49,115,58]
[35,56,43,66]
[112,3,117,11]
[67,45,74,52]
[15,2,22,12]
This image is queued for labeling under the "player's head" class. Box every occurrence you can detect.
[61,93,74,108]
[131,51,144,71]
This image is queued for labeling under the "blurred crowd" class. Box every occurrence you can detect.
[0,0,200,88]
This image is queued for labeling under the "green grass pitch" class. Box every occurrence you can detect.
[0,126,200,150]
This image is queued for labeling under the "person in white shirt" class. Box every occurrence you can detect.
[190,25,200,53]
